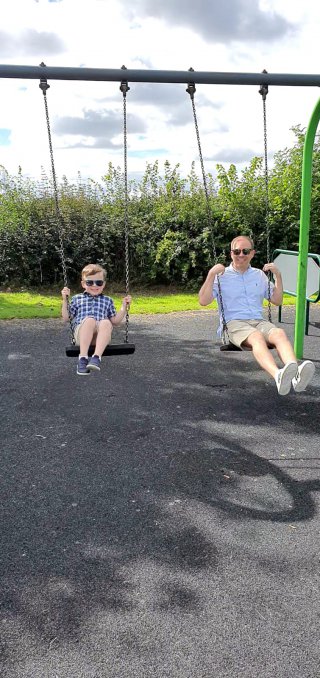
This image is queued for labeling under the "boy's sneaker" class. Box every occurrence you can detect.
[87,355,101,372]
[77,357,90,375]
[275,361,298,396]
[292,360,315,392]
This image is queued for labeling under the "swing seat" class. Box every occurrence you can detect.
[66,343,135,357]
[220,342,242,352]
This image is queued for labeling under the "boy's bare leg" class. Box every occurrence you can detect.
[79,318,96,356]
[94,319,113,358]
[267,327,297,365]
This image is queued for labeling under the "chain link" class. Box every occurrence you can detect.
[186,72,229,343]
[120,67,130,343]
[259,72,272,322]
[39,64,75,343]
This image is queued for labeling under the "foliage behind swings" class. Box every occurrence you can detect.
[0,126,319,288]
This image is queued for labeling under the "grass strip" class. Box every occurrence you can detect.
[0,291,297,320]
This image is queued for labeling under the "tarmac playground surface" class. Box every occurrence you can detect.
[1,306,320,678]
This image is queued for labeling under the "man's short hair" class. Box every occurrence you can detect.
[81,264,106,280]
[230,235,255,250]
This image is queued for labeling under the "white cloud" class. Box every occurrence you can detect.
[120,0,295,43]
[0,29,65,57]
[0,0,319,182]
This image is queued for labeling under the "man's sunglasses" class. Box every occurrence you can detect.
[231,248,252,256]
[85,279,104,287]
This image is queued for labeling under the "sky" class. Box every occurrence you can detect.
[0,0,320,185]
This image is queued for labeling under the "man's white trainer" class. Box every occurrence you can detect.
[275,361,298,396]
[292,360,315,392]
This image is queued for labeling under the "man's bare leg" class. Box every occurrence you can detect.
[244,330,281,378]
[244,329,298,395]
[267,327,297,365]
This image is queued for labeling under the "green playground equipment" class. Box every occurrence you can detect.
[294,98,320,358]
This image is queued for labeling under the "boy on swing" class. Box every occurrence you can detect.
[61,264,132,375]
[199,235,315,396]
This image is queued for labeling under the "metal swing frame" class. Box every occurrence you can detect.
[39,64,135,357]
[1,63,318,358]
[186,68,272,352]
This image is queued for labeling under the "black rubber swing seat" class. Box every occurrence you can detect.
[219,342,242,352]
[66,343,135,357]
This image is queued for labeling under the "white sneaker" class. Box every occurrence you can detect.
[292,360,315,392]
[275,361,298,396]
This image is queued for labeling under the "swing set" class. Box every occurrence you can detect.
[1,64,319,360]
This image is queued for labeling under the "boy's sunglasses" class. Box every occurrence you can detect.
[85,279,104,287]
[231,248,252,256]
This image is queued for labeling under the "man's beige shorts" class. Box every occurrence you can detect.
[226,319,277,349]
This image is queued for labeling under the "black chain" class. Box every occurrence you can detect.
[39,63,75,343]
[186,69,229,343]
[259,70,272,322]
[120,66,130,343]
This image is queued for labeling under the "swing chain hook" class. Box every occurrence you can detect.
[120,65,130,95]
[39,62,50,94]
[259,68,268,102]
[186,67,196,98]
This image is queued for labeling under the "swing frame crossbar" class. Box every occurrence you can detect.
[1,65,320,86]
[1,63,318,358]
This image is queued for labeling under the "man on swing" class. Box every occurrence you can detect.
[199,235,315,396]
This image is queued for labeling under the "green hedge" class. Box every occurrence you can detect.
[1,128,320,288]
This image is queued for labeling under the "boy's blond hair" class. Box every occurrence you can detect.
[81,264,106,280]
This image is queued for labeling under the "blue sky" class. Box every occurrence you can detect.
[0,0,320,183]
[0,129,11,146]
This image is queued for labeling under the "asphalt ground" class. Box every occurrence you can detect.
[0,307,320,678]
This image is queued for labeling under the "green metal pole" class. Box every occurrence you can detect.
[294,98,320,358]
